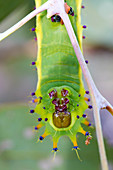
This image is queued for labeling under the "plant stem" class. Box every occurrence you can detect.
[60,10,109,170]
[0,1,49,41]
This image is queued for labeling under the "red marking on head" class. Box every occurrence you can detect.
[61,89,68,97]
[55,105,67,112]
[52,98,60,106]
[49,89,57,98]
[62,98,69,105]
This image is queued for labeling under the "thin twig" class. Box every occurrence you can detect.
[60,9,109,170]
[0,1,49,41]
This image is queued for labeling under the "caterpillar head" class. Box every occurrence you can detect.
[46,86,87,130]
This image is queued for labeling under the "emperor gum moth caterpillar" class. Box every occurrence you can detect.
[31,0,92,156]
[0,0,113,168]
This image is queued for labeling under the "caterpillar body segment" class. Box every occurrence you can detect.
[34,0,92,153]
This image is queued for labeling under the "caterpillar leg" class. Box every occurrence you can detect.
[52,138,59,160]
[83,120,91,127]
[81,129,89,136]
[70,137,81,161]
[52,140,59,152]
[34,123,44,130]
[38,131,49,142]
[84,97,90,102]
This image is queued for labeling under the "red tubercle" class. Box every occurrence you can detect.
[49,89,57,98]
[52,98,60,106]
[81,5,85,9]
[55,105,67,112]
[61,89,68,97]
[34,37,37,41]
[82,36,86,39]
[62,98,69,105]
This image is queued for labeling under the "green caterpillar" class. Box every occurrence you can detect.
[31,0,92,154]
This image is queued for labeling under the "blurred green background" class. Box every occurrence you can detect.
[0,0,113,170]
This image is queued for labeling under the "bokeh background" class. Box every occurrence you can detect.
[0,0,113,169]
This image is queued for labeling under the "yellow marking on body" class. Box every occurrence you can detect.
[75,0,85,96]
[41,79,79,86]
[42,132,48,138]
[53,142,57,148]
[35,0,43,96]
[81,129,86,135]
[69,130,73,135]
[73,140,77,146]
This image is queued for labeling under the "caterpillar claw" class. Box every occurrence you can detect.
[72,146,82,161]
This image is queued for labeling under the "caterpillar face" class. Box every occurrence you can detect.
[53,110,71,128]
[46,86,87,130]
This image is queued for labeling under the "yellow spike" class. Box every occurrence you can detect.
[69,132,78,148]
[36,138,39,143]
[80,129,86,135]
[52,138,59,154]
[72,147,82,161]
[73,140,78,147]
[53,142,57,149]
[33,98,39,103]
[42,132,48,138]
[53,151,57,161]
[36,123,43,129]
[83,120,90,126]
[84,97,90,101]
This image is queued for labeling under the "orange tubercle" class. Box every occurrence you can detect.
[53,142,57,149]
[73,140,78,147]
[42,132,49,138]
[64,3,71,14]
[106,106,113,116]
[36,124,42,129]
[33,98,39,103]
[81,129,86,135]
[60,19,64,25]
[84,120,90,126]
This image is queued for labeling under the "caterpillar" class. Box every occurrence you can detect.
[30,0,92,155]
[1,0,113,167]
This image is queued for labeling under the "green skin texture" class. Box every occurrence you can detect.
[35,0,89,149]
